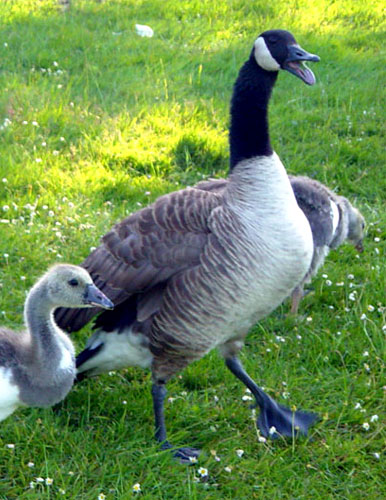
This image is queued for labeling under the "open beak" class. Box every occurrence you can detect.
[282,44,320,85]
[84,284,114,309]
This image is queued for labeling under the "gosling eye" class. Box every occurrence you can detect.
[68,278,79,287]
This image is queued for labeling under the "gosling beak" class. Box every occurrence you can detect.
[84,284,114,309]
[355,240,364,253]
[282,44,320,85]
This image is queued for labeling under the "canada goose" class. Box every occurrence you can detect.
[0,264,113,422]
[55,29,320,461]
[194,175,365,313]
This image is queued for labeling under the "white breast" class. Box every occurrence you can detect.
[0,367,21,421]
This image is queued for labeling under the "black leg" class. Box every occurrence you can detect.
[225,356,318,439]
[151,383,201,463]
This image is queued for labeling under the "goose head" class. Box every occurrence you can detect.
[43,264,114,310]
[347,205,365,253]
[254,29,320,85]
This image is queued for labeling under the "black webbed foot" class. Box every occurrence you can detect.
[160,441,201,464]
[225,356,318,440]
[256,395,318,438]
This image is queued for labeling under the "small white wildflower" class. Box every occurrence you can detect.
[2,205,9,212]
[53,61,59,67]
[213,395,219,402]
[167,397,175,403]
[60,136,65,141]
[242,395,253,402]
[322,273,328,279]
[68,202,74,208]
[266,347,271,352]
[198,467,208,477]
[57,84,63,89]
[132,483,141,493]
[189,456,198,464]
[42,141,47,147]
[374,248,379,255]
[98,495,106,500]
[370,415,378,422]
[53,150,59,156]
[214,455,221,462]
[35,158,42,163]
[29,481,36,489]
[2,178,7,183]
[4,42,8,47]
[236,449,244,458]
[362,422,370,431]
[282,391,290,399]
[145,191,151,195]
[348,292,356,301]
[374,237,380,242]
[20,276,26,281]
[364,363,370,372]
[329,305,334,309]
[363,351,369,357]
[354,402,362,410]
[136,202,142,207]
[360,313,367,320]
[347,274,354,280]
[373,452,380,460]
[6,443,15,449]
[367,305,375,312]
[269,426,277,436]
[45,478,53,486]
[306,316,313,323]
[35,477,44,483]
[22,120,28,125]
[224,466,232,473]
[48,210,54,217]
[32,121,38,126]
[68,471,74,476]
[59,488,66,494]
[258,436,266,443]
[382,325,386,332]
[122,400,127,405]
[296,334,302,340]
[27,461,35,468]
[325,279,332,286]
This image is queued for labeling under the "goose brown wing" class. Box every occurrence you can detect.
[55,187,223,332]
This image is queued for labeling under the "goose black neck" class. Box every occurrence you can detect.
[229,54,278,170]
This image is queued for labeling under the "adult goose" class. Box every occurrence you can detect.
[0,264,113,422]
[56,29,320,461]
[195,175,365,313]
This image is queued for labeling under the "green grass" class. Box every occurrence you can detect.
[0,0,385,498]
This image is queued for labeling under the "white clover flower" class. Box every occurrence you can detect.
[370,415,378,422]
[132,483,141,493]
[236,449,244,458]
[198,467,208,477]
[362,422,370,431]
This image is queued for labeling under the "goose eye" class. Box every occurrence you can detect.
[268,36,278,44]
[68,279,79,287]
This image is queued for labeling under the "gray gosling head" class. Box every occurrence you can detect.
[34,264,114,310]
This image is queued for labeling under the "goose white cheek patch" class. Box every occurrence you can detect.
[254,37,281,71]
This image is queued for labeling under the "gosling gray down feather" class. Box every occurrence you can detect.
[0,264,113,421]
[195,175,365,313]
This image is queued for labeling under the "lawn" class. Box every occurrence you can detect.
[0,0,384,498]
